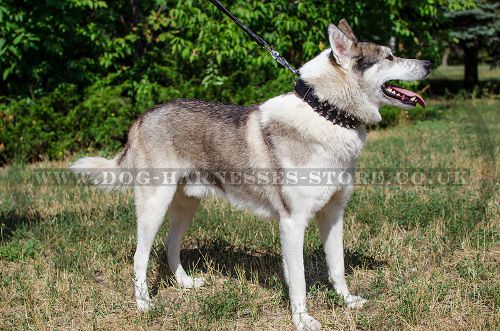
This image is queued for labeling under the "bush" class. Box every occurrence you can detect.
[0,84,81,163]
[379,106,402,127]
[0,82,134,162]
[407,104,444,122]
[68,84,134,155]
[377,102,444,129]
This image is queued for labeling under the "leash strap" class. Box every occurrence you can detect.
[208,0,299,76]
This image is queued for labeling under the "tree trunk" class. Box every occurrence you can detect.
[441,47,450,67]
[130,0,140,25]
[463,46,479,91]
[130,0,142,59]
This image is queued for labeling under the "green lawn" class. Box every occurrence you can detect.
[1,98,498,330]
[430,65,500,81]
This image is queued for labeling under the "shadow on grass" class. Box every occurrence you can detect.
[0,210,42,242]
[427,79,499,96]
[150,238,386,296]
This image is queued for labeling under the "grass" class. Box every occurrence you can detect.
[1,98,499,330]
[429,65,500,81]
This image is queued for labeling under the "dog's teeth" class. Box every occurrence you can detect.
[410,97,416,101]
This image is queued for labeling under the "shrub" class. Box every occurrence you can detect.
[407,104,444,122]
[0,82,134,162]
[68,84,134,155]
[379,106,401,127]
[0,84,81,163]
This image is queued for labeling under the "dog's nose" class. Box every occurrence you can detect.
[423,60,432,71]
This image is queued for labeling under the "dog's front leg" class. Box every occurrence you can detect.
[316,188,367,309]
[280,217,321,331]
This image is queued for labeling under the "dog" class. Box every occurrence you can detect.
[70,20,431,330]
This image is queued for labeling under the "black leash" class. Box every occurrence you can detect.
[208,0,298,77]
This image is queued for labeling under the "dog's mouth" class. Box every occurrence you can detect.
[381,83,425,108]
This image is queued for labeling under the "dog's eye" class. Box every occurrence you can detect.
[386,55,394,61]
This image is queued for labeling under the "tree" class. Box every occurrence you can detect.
[0,0,477,100]
[445,0,500,90]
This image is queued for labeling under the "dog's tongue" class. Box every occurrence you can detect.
[389,85,426,108]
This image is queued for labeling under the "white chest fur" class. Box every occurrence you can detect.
[259,93,367,219]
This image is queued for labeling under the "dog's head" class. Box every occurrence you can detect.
[300,20,431,124]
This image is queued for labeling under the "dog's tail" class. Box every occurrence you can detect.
[69,125,136,191]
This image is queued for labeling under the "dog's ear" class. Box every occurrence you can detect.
[338,19,358,42]
[328,23,361,69]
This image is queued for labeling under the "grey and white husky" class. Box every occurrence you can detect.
[71,20,431,330]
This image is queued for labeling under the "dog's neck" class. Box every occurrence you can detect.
[298,50,382,125]
[294,78,361,128]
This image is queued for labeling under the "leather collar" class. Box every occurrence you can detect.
[294,78,361,129]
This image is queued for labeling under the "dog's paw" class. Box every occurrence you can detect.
[292,312,322,331]
[136,298,153,311]
[345,294,367,309]
[178,276,205,289]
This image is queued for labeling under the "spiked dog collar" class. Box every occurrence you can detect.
[295,78,361,129]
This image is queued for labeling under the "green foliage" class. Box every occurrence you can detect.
[0,84,81,162]
[379,106,402,127]
[0,0,476,99]
[69,84,134,155]
[406,104,444,122]
[0,0,113,97]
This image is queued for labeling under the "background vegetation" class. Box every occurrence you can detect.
[1,0,498,164]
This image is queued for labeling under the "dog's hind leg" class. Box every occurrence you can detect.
[316,187,367,309]
[134,185,176,311]
[165,189,204,288]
